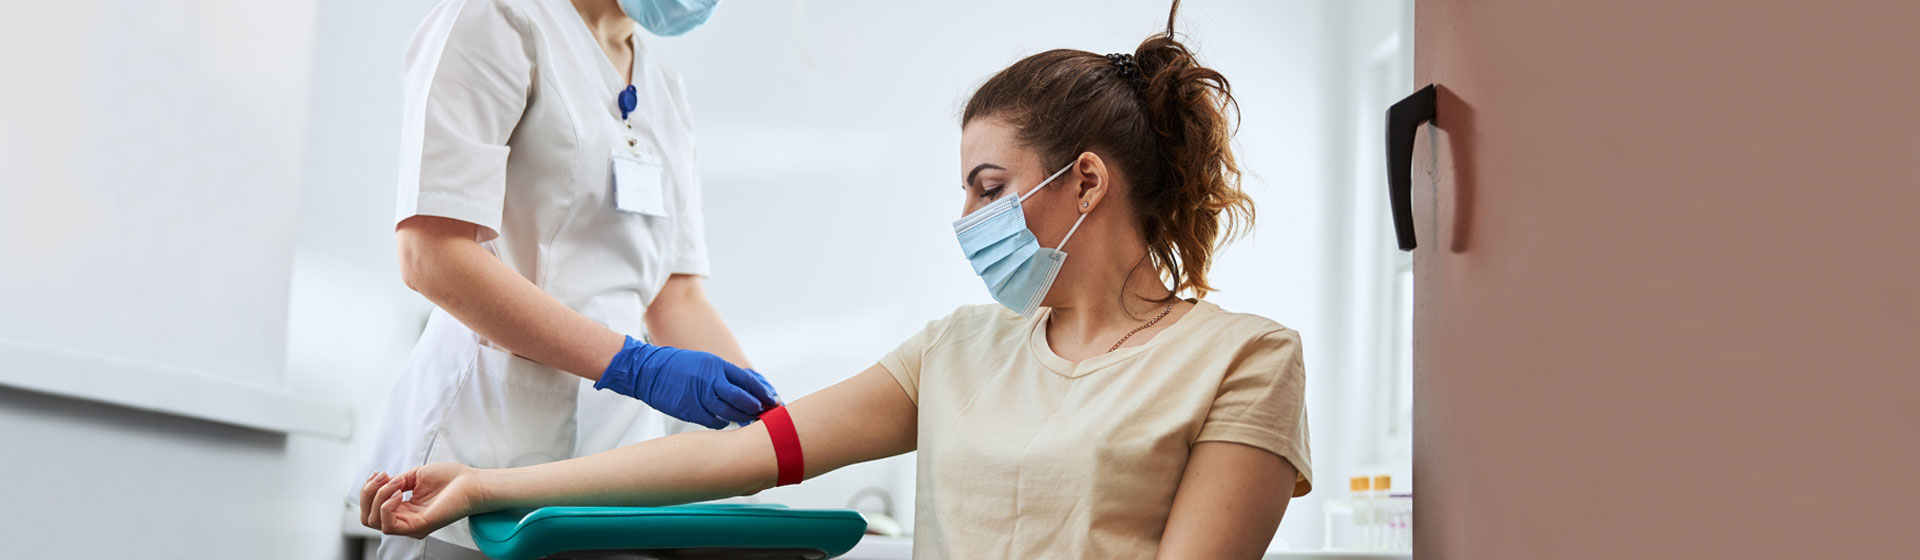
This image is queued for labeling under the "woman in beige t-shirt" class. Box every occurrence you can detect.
[362,2,1312,557]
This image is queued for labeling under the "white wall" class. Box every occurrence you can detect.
[0,0,1399,556]
[0,1,315,386]
[1308,0,1419,548]
[0,1,334,558]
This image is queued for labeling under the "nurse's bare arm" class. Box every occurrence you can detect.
[367,364,915,536]
[644,274,752,369]
[397,215,627,379]
[1155,442,1298,559]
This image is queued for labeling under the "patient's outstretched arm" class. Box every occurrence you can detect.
[363,364,916,538]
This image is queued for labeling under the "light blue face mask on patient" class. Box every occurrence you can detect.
[953,163,1084,317]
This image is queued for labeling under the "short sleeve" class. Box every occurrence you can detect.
[394,0,534,241]
[1196,328,1314,497]
[662,72,711,276]
[666,170,710,276]
[877,312,962,407]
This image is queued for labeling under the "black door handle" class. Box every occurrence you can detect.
[1385,84,1437,251]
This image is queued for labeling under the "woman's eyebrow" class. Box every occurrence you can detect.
[966,163,1005,186]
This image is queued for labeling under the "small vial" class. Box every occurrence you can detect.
[1392,492,1414,551]
[1372,475,1393,550]
[1348,476,1372,550]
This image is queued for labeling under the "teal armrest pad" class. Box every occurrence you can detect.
[468,504,868,560]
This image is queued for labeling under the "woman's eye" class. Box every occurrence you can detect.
[979,186,1005,200]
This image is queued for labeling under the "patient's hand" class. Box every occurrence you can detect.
[360,463,481,539]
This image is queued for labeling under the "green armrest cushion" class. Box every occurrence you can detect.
[468,504,868,560]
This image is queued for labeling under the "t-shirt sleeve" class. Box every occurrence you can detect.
[877,311,962,407]
[1196,328,1314,497]
[394,0,535,241]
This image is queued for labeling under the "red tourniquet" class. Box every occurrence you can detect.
[759,405,804,486]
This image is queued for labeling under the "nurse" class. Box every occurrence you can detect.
[356,0,779,558]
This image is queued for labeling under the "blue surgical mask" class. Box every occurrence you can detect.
[953,163,1085,316]
[619,0,720,37]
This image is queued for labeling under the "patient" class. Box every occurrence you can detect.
[362,2,1311,557]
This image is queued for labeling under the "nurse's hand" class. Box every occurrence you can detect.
[595,335,782,429]
[360,463,479,539]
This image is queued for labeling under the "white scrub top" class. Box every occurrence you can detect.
[359,0,710,553]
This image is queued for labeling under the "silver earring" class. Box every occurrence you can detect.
[1081,202,1089,208]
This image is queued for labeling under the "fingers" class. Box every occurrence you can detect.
[380,469,437,538]
[710,384,762,424]
[370,476,405,528]
[360,471,390,529]
[688,399,729,430]
[391,467,419,491]
[757,373,782,407]
[725,366,782,409]
[380,482,407,536]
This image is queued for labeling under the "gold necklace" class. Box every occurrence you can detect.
[1109,301,1179,353]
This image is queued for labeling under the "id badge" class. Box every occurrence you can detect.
[611,149,668,217]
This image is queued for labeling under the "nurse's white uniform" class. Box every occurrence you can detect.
[359,0,710,557]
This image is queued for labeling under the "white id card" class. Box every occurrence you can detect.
[612,150,668,217]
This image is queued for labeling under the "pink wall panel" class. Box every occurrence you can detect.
[1412,2,1920,558]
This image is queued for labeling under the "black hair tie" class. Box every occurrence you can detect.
[1105,52,1148,91]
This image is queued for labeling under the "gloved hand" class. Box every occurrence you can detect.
[595,336,781,429]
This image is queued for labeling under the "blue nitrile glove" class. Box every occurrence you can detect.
[595,336,782,429]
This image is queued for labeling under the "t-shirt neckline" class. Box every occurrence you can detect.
[1027,299,1217,378]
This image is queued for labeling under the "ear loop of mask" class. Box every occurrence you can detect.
[1021,162,1087,251]
[1055,210,1088,251]
[1017,163,1077,203]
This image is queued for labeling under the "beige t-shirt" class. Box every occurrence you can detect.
[880,300,1312,559]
